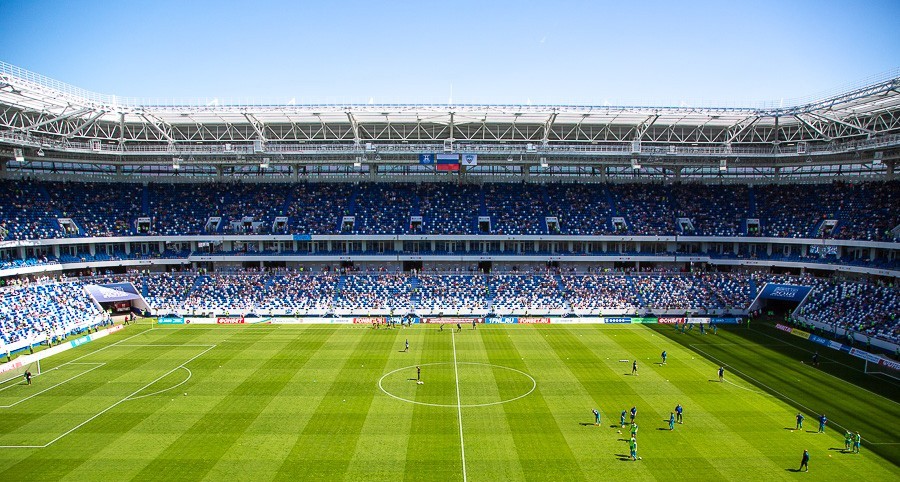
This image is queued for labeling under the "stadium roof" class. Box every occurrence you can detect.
[1,60,899,176]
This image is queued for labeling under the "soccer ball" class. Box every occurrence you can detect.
[184,393,187,396]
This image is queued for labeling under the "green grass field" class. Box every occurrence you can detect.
[0,323,897,481]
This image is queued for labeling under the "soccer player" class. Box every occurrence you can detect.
[675,404,683,424]
[456,323,462,332]
[844,431,852,452]
[853,432,861,454]
[405,339,409,352]
[795,412,804,430]
[712,324,718,335]
[718,366,725,382]
[24,370,32,385]
[669,412,675,430]
[630,437,638,461]
[799,449,810,472]
[592,408,600,426]
[661,350,667,365]
[630,406,637,423]
[631,422,638,438]
[620,409,627,428]
[812,351,819,367]
[472,319,477,330]
[818,414,827,433]
[416,366,421,381]
[632,360,638,376]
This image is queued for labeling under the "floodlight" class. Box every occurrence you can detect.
[540,157,548,168]
[630,158,641,170]
[719,159,727,171]
[260,158,270,169]
[13,148,24,161]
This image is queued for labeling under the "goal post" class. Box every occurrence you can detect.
[0,359,41,385]
[863,358,900,382]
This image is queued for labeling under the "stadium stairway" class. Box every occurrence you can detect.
[187,275,208,299]
[603,185,618,231]
[747,186,758,218]
[626,276,647,307]
[141,185,149,215]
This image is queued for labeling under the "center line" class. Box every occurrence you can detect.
[451,330,467,482]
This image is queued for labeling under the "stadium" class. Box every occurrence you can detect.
[1,3,900,480]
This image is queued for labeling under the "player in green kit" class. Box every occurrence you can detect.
[631,422,638,438]
[629,437,638,461]
[844,431,853,452]
[668,412,675,430]
[592,408,600,426]
[853,432,861,453]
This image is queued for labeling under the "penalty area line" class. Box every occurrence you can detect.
[0,344,215,449]
[689,344,897,445]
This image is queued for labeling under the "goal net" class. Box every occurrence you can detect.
[0,359,41,385]
[863,357,900,382]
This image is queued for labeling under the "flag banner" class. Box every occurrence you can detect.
[436,153,460,171]
[758,283,812,302]
[84,283,142,302]
[419,154,434,165]
[461,154,478,166]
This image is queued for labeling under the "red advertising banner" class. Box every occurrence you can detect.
[352,317,386,324]
[216,317,245,324]
[658,317,684,324]
[422,318,482,324]
[518,317,551,324]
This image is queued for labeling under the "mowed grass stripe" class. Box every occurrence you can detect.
[677,326,900,447]
[274,326,399,480]
[128,327,338,480]
[200,326,357,481]
[0,327,216,478]
[0,331,211,443]
[653,324,900,472]
[482,326,588,482]
[538,325,727,480]
[343,326,428,481]
[403,326,464,482]
[454,326,527,481]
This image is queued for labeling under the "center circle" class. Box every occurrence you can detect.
[378,362,536,408]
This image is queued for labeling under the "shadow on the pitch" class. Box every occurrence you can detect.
[806,430,819,434]
[407,378,418,381]
[785,468,803,473]
[609,424,620,428]
[784,427,797,431]
[579,422,595,427]
[615,454,632,461]
[656,428,670,431]
[828,448,846,452]
[617,438,631,442]
[655,362,665,366]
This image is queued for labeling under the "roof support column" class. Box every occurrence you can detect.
[887,160,896,181]
[673,166,682,182]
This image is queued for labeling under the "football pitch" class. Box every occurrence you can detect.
[0,323,897,481]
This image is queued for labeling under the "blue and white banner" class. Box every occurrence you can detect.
[84,283,142,302]
[759,283,812,302]
[604,317,632,324]
[486,317,518,324]
[158,315,185,325]
[419,154,434,165]
[461,154,478,166]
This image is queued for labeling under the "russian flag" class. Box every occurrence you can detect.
[436,154,460,171]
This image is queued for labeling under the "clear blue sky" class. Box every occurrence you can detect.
[1,0,899,106]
